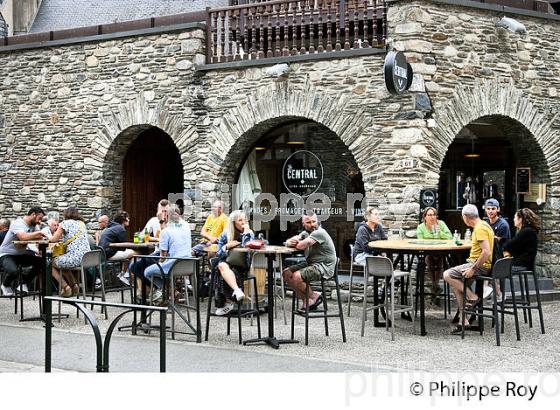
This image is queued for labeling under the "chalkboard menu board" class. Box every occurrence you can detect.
[516,168,531,194]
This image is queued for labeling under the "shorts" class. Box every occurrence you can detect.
[109,249,136,261]
[288,262,323,283]
[444,262,489,283]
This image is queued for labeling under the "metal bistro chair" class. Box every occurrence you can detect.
[148,257,202,342]
[362,256,415,340]
[57,250,108,323]
[461,257,520,346]
[205,257,261,344]
[347,244,365,317]
[94,245,133,304]
[504,266,545,334]
[290,258,346,346]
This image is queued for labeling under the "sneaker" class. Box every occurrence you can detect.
[16,284,29,295]
[151,289,163,303]
[1,284,14,296]
[117,272,130,286]
[94,278,102,290]
[232,288,245,303]
[215,303,234,316]
[483,285,493,300]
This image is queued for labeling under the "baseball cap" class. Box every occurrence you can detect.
[484,198,500,208]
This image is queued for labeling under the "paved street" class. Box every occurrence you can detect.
[1,292,559,373]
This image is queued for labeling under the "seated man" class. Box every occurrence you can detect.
[443,204,494,334]
[99,210,137,286]
[40,217,59,239]
[282,212,337,312]
[0,207,46,296]
[483,198,511,299]
[192,200,228,256]
[0,218,10,244]
[143,204,192,303]
[143,199,169,240]
[95,214,109,245]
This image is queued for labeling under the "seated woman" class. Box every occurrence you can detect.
[353,206,386,265]
[49,207,91,297]
[416,207,452,300]
[214,210,254,316]
[503,208,539,295]
[143,204,191,303]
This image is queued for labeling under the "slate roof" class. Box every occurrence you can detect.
[29,0,228,33]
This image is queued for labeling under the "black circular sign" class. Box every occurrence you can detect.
[384,51,413,95]
[420,190,436,207]
[282,150,324,197]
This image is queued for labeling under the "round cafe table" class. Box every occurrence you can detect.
[368,239,471,336]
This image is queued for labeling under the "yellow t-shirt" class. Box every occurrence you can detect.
[468,220,494,270]
[202,213,228,239]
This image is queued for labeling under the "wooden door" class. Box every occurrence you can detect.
[123,128,183,238]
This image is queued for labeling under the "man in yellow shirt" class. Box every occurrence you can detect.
[192,200,228,256]
[444,204,494,333]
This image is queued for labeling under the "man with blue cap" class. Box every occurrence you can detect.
[483,198,511,299]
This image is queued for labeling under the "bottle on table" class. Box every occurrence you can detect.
[133,232,140,244]
[143,228,150,243]
[464,228,471,242]
[453,230,460,242]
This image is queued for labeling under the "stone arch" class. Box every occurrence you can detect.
[431,78,560,185]
[207,78,373,182]
[84,92,198,210]
[90,91,198,170]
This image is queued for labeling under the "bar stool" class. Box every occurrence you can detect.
[148,257,202,342]
[362,256,414,340]
[347,244,364,317]
[205,258,261,344]
[504,267,545,334]
[290,258,346,346]
[14,266,42,321]
[461,257,520,346]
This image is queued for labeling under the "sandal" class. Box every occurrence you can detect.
[59,285,72,298]
[465,297,482,310]
[72,284,80,296]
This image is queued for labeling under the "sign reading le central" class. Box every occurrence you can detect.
[282,150,324,197]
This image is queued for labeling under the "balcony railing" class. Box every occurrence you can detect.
[206,0,387,64]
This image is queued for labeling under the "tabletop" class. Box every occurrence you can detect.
[109,242,157,250]
[368,239,472,252]
[235,245,296,255]
[13,240,51,246]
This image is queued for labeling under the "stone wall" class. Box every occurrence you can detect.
[0,27,206,228]
[1,0,559,276]
[386,0,560,276]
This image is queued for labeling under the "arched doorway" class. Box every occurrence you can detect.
[123,127,183,236]
[438,115,550,253]
[233,119,365,263]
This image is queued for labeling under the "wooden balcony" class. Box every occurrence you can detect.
[206,0,388,64]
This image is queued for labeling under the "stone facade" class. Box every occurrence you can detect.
[0,0,559,276]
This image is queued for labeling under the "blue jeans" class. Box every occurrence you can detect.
[143,259,175,289]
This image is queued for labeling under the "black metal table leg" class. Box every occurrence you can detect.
[244,252,298,349]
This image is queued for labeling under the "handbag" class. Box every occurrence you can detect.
[225,248,248,269]
[245,239,265,250]
[52,242,66,257]
[52,223,84,257]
